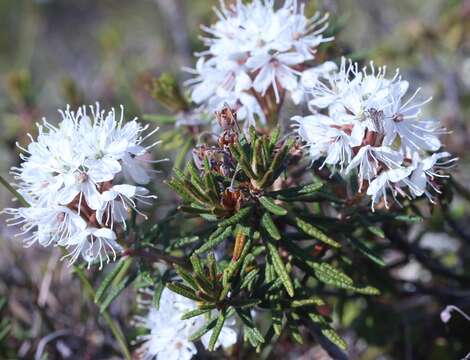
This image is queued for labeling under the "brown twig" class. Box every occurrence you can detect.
[123,248,190,269]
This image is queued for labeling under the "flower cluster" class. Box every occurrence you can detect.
[294,58,457,210]
[135,288,237,360]
[4,104,159,268]
[185,0,335,125]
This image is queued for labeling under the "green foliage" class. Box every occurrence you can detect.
[149,73,189,112]
[164,123,386,352]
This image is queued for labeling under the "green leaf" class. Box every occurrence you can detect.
[190,254,204,277]
[174,264,198,290]
[189,317,218,342]
[252,137,264,175]
[310,263,380,294]
[240,252,255,275]
[264,255,275,283]
[287,313,303,344]
[352,286,380,295]
[180,205,206,214]
[237,309,265,346]
[229,143,257,179]
[270,182,324,200]
[393,214,423,223]
[312,262,354,287]
[95,259,128,304]
[181,308,211,320]
[266,242,294,297]
[366,225,385,238]
[259,196,287,216]
[358,217,385,238]
[186,161,203,186]
[195,226,232,254]
[272,309,283,335]
[208,310,227,351]
[269,127,281,148]
[153,279,166,309]
[174,138,193,169]
[99,274,135,313]
[222,237,253,285]
[322,328,348,350]
[194,273,214,295]
[217,206,252,227]
[229,298,261,309]
[294,217,341,248]
[270,140,292,171]
[168,236,200,250]
[350,237,385,267]
[172,167,186,181]
[207,252,217,281]
[167,282,200,301]
[168,178,199,204]
[203,157,220,201]
[309,313,348,350]
[240,269,259,290]
[261,212,281,240]
[290,297,326,307]
[201,213,218,221]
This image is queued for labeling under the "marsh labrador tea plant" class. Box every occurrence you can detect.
[1,1,461,359]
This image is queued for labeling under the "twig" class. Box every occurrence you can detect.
[123,247,190,269]
[438,198,470,244]
[384,227,470,284]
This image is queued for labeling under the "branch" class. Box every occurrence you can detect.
[123,247,190,269]
[384,227,469,284]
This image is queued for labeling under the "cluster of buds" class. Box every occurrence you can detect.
[177,106,296,219]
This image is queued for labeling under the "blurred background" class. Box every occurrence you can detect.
[0,0,469,359]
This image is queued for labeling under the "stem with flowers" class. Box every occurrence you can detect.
[1,1,468,359]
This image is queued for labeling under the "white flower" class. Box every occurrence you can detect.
[185,0,334,126]
[291,61,338,104]
[404,152,457,200]
[135,288,238,360]
[63,227,122,268]
[4,103,160,268]
[294,58,456,210]
[4,205,86,247]
[292,113,362,170]
[247,52,304,102]
[366,166,412,211]
[97,184,155,229]
[345,145,404,188]
[57,169,106,211]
